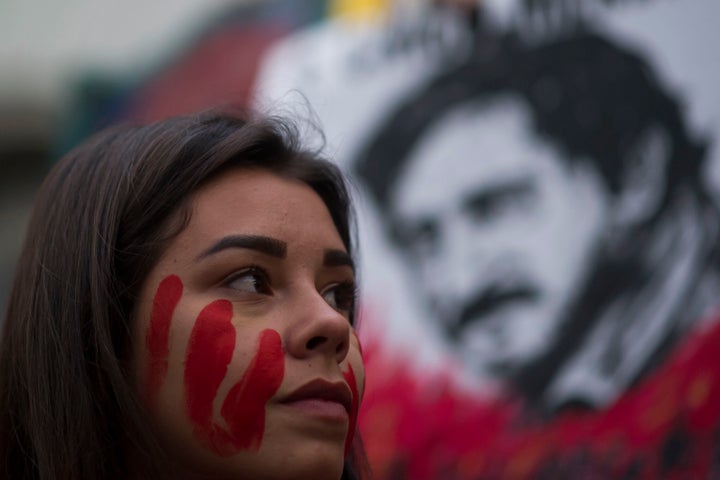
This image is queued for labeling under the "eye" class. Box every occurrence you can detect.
[464,182,537,224]
[392,218,438,249]
[224,267,272,295]
[321,281,356,315]
[391,219,440,260]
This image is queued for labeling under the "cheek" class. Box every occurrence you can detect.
[342,363,361,457]
[219,329,284,452]
[342,332,366,456]
[348,331,366,398]
[184,306,285,456]
[142,274,286,458]
[184,299,236,451]
[145,274,183,407]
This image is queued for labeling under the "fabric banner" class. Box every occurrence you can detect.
[254,1,720,477]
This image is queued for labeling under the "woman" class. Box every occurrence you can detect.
[0,110,368,479]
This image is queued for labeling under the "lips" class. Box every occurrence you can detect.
[280,378,353,415]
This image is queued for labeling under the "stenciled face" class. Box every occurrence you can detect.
[133,168,364,480]
[390,97,610,384]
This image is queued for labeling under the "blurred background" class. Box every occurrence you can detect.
[2,0,720,477]
[0,0,324,314]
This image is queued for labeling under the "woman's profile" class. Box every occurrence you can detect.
[0,110,368,480]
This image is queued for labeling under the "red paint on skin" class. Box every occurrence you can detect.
[353,331,364,357]
[184,299,236,453]
[343,364,361,457]
[221,328,285,451]
[146,274,183,405]
[351,331,366,400]
[147,275,286,456]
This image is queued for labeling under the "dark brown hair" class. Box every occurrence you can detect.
[0,110,368,479]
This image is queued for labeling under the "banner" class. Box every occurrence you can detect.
[255,1,720,477]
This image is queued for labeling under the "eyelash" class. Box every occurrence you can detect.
[222,266,272,295]
[221,267,356,317]
[322,281,357,315]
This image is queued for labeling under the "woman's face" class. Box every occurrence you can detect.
[133,168,364,480]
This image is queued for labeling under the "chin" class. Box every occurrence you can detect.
[280,442,346,480]
[282,461,344,480]
[157,436,346,480]
[229,438,347,480]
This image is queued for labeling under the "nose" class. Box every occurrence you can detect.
[284,286,351,365]
[426,215,487,302]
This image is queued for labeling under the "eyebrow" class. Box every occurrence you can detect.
[196,235,287,261]
[324,249,355,271]
[462,176,536,212]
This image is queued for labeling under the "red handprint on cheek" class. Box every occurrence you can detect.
[343,364,360,457]
[342,331,365,456]
[220,329,284,450]
[184,299,237,453]
[146,275,285,457]
[146,274,183,406]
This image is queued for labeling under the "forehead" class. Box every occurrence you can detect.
[168,168,345,258]
[390,97,576,216]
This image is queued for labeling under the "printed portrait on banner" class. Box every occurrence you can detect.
[258,2,720,479]
[254,0,720,477]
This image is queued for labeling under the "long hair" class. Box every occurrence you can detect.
[0,110,368,479]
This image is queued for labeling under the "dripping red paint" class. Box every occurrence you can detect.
[343,364,360,456]
[184,299,236,453]
[146,274,286,456]
[183,306,285,455]
[146,274,183,405]
[221,329,284,450]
